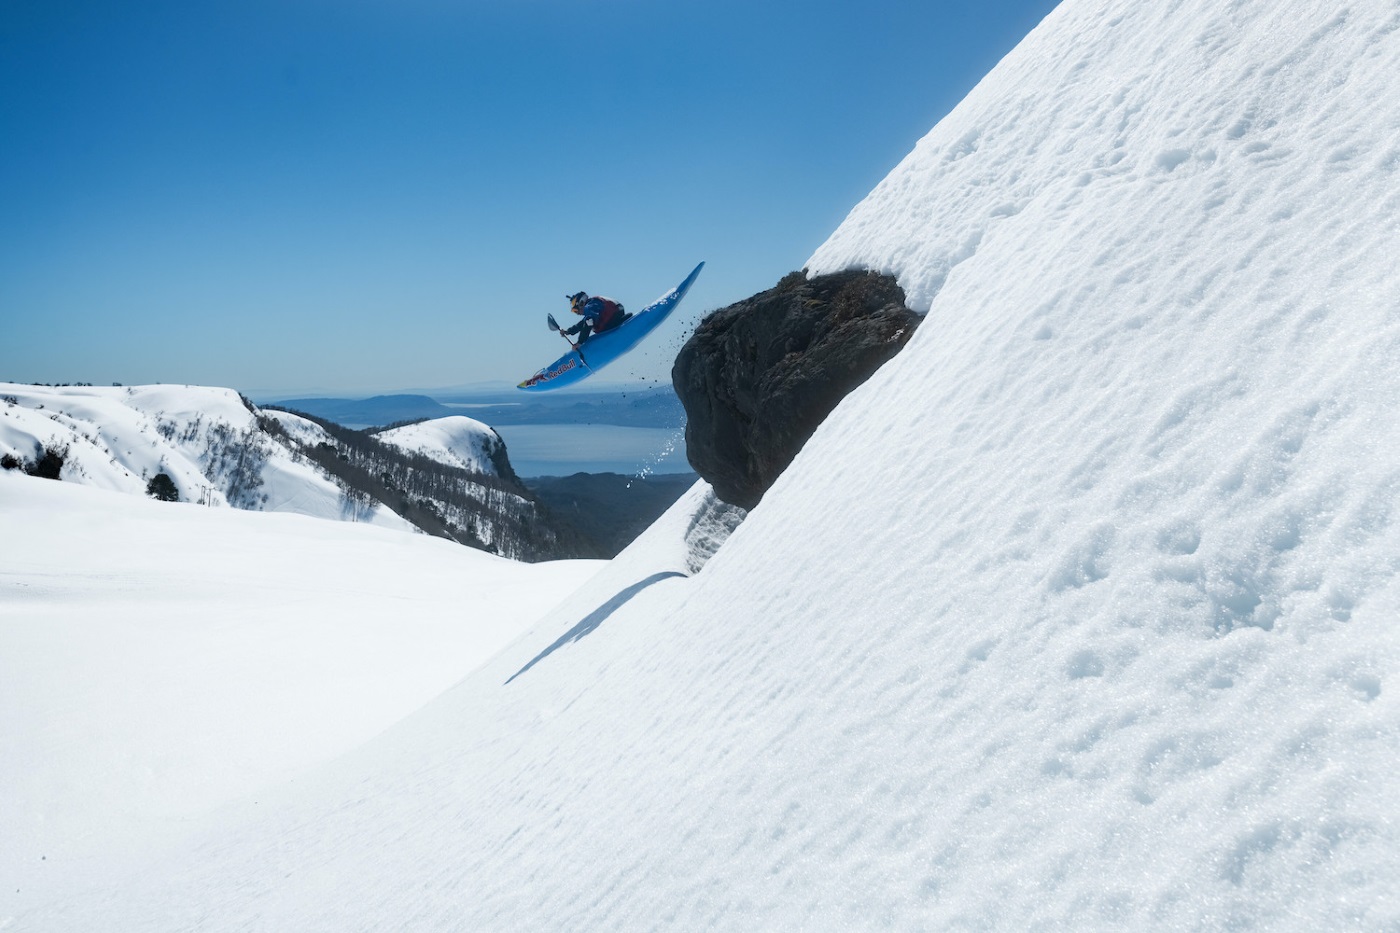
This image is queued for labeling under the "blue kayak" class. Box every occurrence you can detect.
[518,262,705,391]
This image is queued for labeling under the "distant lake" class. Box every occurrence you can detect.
[491,424,691,478]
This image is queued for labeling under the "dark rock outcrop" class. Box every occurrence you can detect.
[673,270,921,509]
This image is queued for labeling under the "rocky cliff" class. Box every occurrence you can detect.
[672,270,921,509]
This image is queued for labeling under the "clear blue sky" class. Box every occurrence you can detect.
[1,0,1059,397]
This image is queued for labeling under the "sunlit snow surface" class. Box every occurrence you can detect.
[8,0,1400,928]
[372,415,506,476]
[0,476,602,919]
[0,384,412,529]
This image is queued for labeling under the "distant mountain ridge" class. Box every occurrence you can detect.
[1,384,592,561]
[373,416,517,479]
[1,383,412,530]
[261,407,592,560]
[274,386,686,429]
[268,394,457,427]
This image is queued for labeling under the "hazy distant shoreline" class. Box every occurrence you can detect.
[492,424,691,478]
[264,388,692,478]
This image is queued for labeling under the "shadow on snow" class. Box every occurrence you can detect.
[505,571,686,684]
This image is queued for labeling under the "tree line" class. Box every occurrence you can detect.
[260,408,604,561]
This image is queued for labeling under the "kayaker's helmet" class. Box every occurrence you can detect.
[568,292,588,314]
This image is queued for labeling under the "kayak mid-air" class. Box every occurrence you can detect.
[517,262,705,391]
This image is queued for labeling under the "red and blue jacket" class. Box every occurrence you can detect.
[566,296,625,335]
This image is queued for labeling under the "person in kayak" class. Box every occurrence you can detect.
[561,291,629,345]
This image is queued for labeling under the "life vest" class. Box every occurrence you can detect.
[588,296,625,331]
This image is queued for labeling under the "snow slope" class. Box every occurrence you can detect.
[260,406,335,447]
[9,0,1400,928]
[0,473,602,916]
[1,384,411,529]
[266,405,565,560]
[373,415,511,476]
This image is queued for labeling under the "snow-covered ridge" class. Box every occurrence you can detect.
[1,384,587,560]
[260,407,335,448]
[1,383,411,529]
[373,415,511,478]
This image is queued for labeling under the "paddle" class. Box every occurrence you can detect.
[546,313,589,365]
[547,313,576,347]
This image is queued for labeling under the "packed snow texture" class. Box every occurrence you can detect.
[372,415,510,476]
[0,384,410,529]
[8,0,1400,928]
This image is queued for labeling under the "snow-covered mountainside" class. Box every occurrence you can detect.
[1,386,586,560]
[1,384,410,528]
[373,415,512,477]
[8,0,1400,929]
[264,407,587,559]
[259,406,336,448]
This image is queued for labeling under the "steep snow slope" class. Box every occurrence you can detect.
[260,407,335,447]
[261,406,563,559]
[373,415,511,476]
[10,0,1400,929]
[0,384,411,529]
[0,473,602,917]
